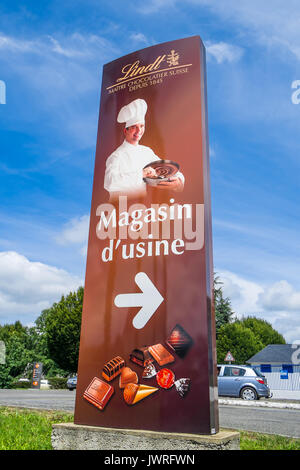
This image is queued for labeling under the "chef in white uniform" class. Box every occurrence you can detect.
[104,98,184,200]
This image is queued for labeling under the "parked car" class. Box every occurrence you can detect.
[67,376,77,391]
[40,379,51,390]
[217,364,272,400]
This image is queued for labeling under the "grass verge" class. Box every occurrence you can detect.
[240,431,300,450]
[0,406,300,450]
[0,406,73,450]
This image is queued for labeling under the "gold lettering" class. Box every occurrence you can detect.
[134,65,146,77]
[143,63,154,73]
[117,61,141,82]
[153,55,166,70]
[116,55,167,82]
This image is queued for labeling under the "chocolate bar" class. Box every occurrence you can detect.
[166,324,194,358]
[148,343,175,366]
[102,356,125,381]
[83,377,114,410]
[129,347,153,367]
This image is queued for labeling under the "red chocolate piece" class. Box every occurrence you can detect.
[156,368,175,389]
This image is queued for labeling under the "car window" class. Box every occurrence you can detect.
[232,368,246,376]
[253,367,264,377]
[223,367,232,376]
[224,367,246,377]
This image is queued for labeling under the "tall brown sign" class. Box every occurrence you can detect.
[74,36,219,434]
[31,362,43,389]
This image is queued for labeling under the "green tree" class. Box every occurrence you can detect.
[237,316,286,347]
[0,313,77,388]
[39,287,83,373]
[0,323,33,388]
[214,275,235,334]
[0,321,27,343]
[25,326,68,378]
[217,322,263,364]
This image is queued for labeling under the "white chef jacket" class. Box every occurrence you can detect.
[104,140,184,197]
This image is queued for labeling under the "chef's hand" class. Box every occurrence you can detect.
[156,177,184,192]
[143,167,157,178]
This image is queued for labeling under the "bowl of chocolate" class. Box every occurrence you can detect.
[143,160,179,186]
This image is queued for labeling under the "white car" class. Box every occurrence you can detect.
[40,379,51,390]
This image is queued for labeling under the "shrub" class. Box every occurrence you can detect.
[48,377,68,389]
[10,380,31,389]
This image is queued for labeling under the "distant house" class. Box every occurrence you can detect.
[247,344,300,391]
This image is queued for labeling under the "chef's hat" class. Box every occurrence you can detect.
[117,98,147,127]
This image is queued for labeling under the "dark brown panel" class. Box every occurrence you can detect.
[74,36,219,435]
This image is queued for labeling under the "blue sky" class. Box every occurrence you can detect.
[0,0,300,343]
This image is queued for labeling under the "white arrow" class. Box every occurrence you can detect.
[114,272,164,329]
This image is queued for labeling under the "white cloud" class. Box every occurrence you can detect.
[129,33,149,45]
[55,215,89,257]
[48,36,85,58]
[188,0,300,61]
[0,251,82,324]
[205,41,244,64]
[218,270,263,316]
[56,215,89,245]
[218,270,300,343]
[0,32,117,60]
[136,0,300,61]
[137,0,176,14]
[259,280,300,312]
[0,34,38,53]
[0,32,119,147]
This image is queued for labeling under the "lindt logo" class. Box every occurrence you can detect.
[116,50,180,83]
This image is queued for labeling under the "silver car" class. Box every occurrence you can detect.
[217,364,272,400]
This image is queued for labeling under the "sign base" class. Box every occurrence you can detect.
[51,423,240,451]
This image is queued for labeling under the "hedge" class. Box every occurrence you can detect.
[48,377,68,389]
[10,380,31,389]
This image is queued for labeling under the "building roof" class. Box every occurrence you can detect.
[247,344,297,364]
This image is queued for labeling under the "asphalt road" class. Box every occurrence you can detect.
[0,389,76,412]
[219,405,300,438]
[0,389,300,438]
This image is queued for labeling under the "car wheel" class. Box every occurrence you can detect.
[240,387,258,401]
